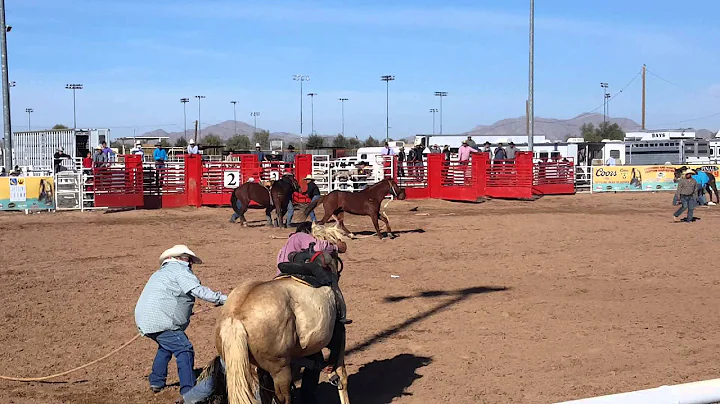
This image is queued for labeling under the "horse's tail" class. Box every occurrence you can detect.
[303,195,324,217]
[219,317,257,404]
[230,189,241,215]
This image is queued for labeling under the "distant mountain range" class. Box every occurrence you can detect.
[141,113,717,144]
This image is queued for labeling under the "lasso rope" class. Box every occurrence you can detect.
[0,306,217,382]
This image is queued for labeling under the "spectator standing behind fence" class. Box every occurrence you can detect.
[482,141,491,155]
[93,146,108,168]
[443,145,451,160]
[101,141,115,162]
[131,142,145,158]
[429,144,441,153]
[398,146,406,177]
[466,136,477,149]
[187,139,199,155]
[253,143,268,161]
[506,142,518,160]
[493,143,507,161]
[153,143,168,169]
[283,145,296,163]
[53,147,73,173]
[458,140,477,162]
[674,169,699,222]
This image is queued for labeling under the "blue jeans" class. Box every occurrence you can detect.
[286,199,295,227]
[183,359,225,404]
[308,195,321,222]
[674,195,696,222]
[147,330,195,395]
[699,190,707,205]
[230,200,243,222]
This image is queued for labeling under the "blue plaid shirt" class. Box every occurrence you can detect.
[134,260,202,335]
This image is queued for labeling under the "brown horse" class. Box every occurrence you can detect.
[215,256,350,404]
[303,179,406,240]
[230,174,299,227]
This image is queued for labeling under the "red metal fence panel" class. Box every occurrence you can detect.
[485,152,534,199]
[533,159,575,195]
[93,154,144,208]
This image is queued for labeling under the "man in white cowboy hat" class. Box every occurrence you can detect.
[252,142,268,161]
[187,139,199,155]
[673,169,700,222]
[131,141,145,157]
[92,145,107,168]
[302,174,322,222]
[135,245,227,396]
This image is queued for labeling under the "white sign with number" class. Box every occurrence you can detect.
[269,171,280,181]
[223,171,241,188]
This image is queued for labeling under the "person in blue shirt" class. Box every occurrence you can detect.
[252,143,267,161]
[153,143,168,168]
[692,170,710,206]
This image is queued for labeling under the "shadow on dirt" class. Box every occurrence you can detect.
[316,354,432,404]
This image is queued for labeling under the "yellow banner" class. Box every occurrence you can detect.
[0,176,55,210]
[592,164,719,192]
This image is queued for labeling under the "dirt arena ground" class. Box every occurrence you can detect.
[1,192,720,404]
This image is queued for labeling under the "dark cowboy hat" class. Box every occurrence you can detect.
[483,141,491,145]
[508,141,515,145]
[287,145,295,150]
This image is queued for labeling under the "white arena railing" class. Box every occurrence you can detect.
[554,377,720,404]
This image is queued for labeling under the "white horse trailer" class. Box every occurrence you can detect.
[12,128,109,171]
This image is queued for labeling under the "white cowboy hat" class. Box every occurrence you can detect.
[683,169,696,176]
[303,174,314,180]
[135,141,142,146]
[159,244,203,265]
[255,143,261,147]
[189,139,195,145]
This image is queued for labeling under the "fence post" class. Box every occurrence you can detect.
[185,154,202,208]
[426,153,442,199]
[472,152,488,198]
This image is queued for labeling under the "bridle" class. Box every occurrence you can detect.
[386,179,399,198]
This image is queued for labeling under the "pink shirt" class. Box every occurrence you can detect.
[276,233,337,274]
[458,145,478,161]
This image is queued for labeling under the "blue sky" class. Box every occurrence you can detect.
[6,0,720,139]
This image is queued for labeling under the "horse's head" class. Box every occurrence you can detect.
[387,179,406,200]
[281,173,299,192]
[673,166,687,183]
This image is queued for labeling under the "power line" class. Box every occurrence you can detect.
[652,111,720,128]
[645,67,720,100]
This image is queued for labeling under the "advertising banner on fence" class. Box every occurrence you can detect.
[593,164,720,192]
[0,176,55,210]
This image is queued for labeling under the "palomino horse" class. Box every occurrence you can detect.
[230,174,299,227]
[303,179,406,240]
[215,258,350,404]
[673,166,719,204]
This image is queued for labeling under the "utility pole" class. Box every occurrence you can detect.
[339,98,348,136]
[600,82,609,123]
[293,75,309,149]
[65,84,83,129]
[251,111,260,133]
[434,91,447,135]
[429,108,438,135]
[194,95,205,138]
[641,64,646,130]
[0,0,12,169]
[230,101,237,135]
[307,93,317,134]
[381,75,395,142]
[180,98,189,140]
[528,0,535,152]
[25,108,32,131]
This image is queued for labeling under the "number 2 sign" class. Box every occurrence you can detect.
[224,171,241,188]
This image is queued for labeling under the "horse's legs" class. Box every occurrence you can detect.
[270,365,293,404]
[336,212,352,236]
[379,211,395,239]
[258,368,275,404]
[370,212,384,240]
[711,181,719,204]
[331,327,350,404]
[317,200,334,225]
[265,207,274,227]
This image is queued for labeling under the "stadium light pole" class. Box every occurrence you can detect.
[434,92,447,135]
[293,74,309,149]
[600,82,609,123]
[65,84,83,129]
[25,108,32,131]
[381,75,395,142]
[230,101,238,135]
[307,92,317,135]
[194,95,205,138]
[180,98,189,140]
[339,98,348,136]
[429,108,438,135]
[528,0,534,152]
[0,0,13,169]
[250,111,260,133]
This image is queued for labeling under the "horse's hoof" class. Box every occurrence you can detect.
[242,222,248,227]
[388,233,397,239]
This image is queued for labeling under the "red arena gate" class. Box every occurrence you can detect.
[484,152,534,200]
[533,159,575,195]
[93,154,144,208]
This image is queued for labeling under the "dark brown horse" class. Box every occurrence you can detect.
[303,179,406,240]
[673,166,719,204]
[230,174,299,227]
